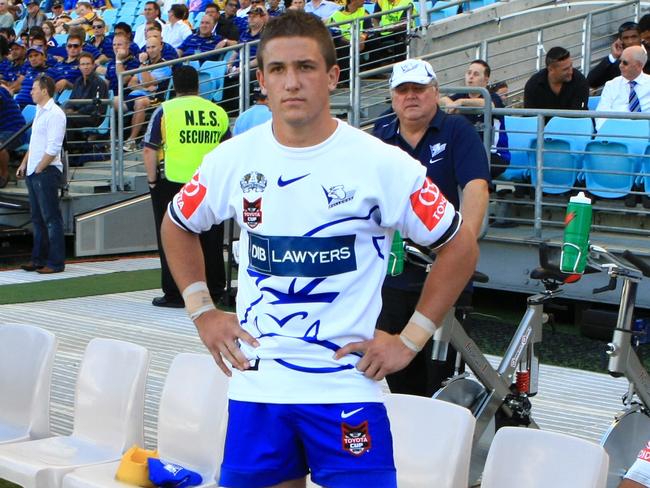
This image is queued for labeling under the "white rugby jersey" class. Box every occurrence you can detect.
[168,119,461,404]
[625,441,650,486]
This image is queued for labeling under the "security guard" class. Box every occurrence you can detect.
[143,65,230,308]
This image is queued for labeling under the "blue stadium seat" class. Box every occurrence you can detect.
[529,116,592,194]
[57,88,72,105]
[101,9,118,25]
[642,146,650,196]
[87,90,114,136]
[583,141,638,198]
[199,60,228,103]
[429,1,458,21]
[588,96,600,110]
[15,105,37,152]
[596,119,649,156]
[500,115,537,181]
[53,33,67,45]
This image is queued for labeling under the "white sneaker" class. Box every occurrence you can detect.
[123,139,139,153]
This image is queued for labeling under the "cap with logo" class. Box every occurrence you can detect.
[27,45,45,55]
[389,59,436,89]
[52,1,63,7]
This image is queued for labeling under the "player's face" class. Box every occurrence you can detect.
[391,82,439,125]
[258,36,339,130]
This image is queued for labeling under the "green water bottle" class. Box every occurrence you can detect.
[387,231,405,276]
[560,192,592,274]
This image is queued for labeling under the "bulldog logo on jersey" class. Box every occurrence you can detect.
[243,198,262,228]
[410,177,448,231]
[341,421,371,456]
[240,171,267,193]
[176,172,207,220]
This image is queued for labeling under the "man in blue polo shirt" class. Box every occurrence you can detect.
[49,32,83,92]
[373,58,490,398]
[0,84,25,187]
[177,14,228,60]
[14,45,54,107]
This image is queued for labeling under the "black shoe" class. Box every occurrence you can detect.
[624,193,638,207]
[643,195,650,209]
[152,296,184,308]
[21,263,44,272]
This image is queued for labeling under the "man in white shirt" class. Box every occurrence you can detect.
[162,4,192,48]
[596,45,650,130]
[304,0,339,19]
[236,0,251,17]
[134,1,165,48]
[620,440,650,487]
[16,75,67,274]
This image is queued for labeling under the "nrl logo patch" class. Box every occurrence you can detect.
[240,171,267,193]
[322,185,355,209]
[341,421,371,456]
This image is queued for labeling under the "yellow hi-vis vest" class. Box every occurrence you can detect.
[328,7,367,42]
[162,95,229,183]
[378,0,414,34]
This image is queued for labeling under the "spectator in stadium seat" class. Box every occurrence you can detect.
[162,4,192,48]
[105,31,138,93]
[134,1,164,48]
[64,51,108,161]
[236,0,251,17]
[22,0,47,34]
[14,46,54,107]
[86,17,111,64]
[143,65,229,307]
[0,84,26,188]
[48,1,65,21]
[207,2,238,41]
[439,59,510,178]
[640,14,650,50]
[63,1,97,35]
[0,27,16,43]
[0,0,14,29]
[177,14,228,59]
[41,20,57,47]
[109,22,140,59]
[595,45,650,130]
[489,79,508,105]
[4,39,27,92]
[0,35,10,82]
[122,34,170,152]
[267,0,283,16]
[587,21,650,89]
[28,31,59,66]
[16,74,66,274]
[232,85,270,135]
[305,0,338,20]
[523,46,589,115]
[372,58,490,397]
[141,21,177,60]
[220,0,247,35]
[49,32,83,92]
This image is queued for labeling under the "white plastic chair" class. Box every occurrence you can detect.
[0,324,57,444]
[62,353,229,488]
[0,338,149,488]
[481,427,609,488]
[385,394,476,488]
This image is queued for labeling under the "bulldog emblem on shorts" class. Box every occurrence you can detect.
[341,421,371,456]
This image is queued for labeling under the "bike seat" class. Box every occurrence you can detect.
[530,267,581,284]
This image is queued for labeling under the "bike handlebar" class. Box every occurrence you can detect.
[623,250,650,278]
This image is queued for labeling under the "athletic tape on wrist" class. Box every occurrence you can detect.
[400,318,436,353]
[399,333,422,353]
[410,310,437,334]
[182,281,215,320]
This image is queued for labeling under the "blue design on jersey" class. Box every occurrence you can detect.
[261,278,339,305]
[247,268,271,286]
[266,311,308,328]
[303,205,381,237]
[248,234,357,277]
[372,236,386,259]
[240,294,263,326]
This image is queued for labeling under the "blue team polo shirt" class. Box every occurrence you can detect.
[139,41,179,61]
[177,33,223,59]
[15,65,55,106]
[0,86,26,136]
[4,61,27,83]
[49,58,81,85]
[106,56,140,93]
[373,107,490,291]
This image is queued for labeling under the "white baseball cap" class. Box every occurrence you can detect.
[389,59,437,89]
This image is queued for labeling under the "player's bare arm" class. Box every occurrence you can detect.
[161,214,259,376]
[335,223,478,380]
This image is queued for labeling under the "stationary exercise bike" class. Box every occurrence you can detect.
[585,245,650,488]
[403,243,576,481]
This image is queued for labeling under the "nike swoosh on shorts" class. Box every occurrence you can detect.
[340,407,364,419]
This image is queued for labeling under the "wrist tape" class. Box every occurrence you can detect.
[182,281,216,321]
[399,311,438,353]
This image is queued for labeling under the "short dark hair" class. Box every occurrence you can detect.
[28,25,44,37]
[618,21,639,37]
[0,36,8,57]
[169,3,185,19]
[469,59,490,78]
[545,46,570,67]
[0,27,15,39]
[114,21,132,35]
[173,65,198,95]
[257,10,336,71]
[35,74,55,97]
[79,51,95,62]
[204,2,218,10]
[145,20,162,32]
[67,33,84,45]
[145,1,161,16]
[29,32,46,44]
